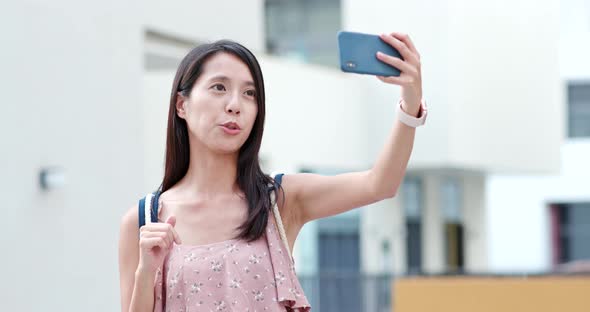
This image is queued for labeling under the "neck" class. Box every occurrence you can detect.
[175,139,240,200]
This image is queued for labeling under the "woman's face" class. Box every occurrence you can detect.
[177,52,259,154]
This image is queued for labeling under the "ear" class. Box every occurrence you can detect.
[176,92,187,119]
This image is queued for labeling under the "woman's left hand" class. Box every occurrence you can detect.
[376,32,423,115]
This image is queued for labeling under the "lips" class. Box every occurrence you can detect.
[221,121,241,130]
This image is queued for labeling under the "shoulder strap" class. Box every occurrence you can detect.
[138,190,161,228]
[274,173,284,188]
[271,173,292,259]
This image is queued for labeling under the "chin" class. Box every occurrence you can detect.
[212,144,242,155]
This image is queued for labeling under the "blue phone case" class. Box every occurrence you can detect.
[337,31,403,77]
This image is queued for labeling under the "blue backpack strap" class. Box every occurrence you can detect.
[138,196,147,228]
[274,173,284,189]
[269,173,284,193]
[138,190,162,229]
[151,190,161,223]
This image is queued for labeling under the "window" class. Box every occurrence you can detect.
[551,203,590,264]
[568,83,590,138]
[265,0,342,67]
[441,177,464,273]
[402,176,423,274]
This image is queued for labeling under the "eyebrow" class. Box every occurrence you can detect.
[208,75,255,87]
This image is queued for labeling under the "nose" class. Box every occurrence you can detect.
[225,93,241,115]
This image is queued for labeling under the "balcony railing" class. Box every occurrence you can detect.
[298,273,394,312]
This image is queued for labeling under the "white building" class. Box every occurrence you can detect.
[487,0,590,273]
[0,0,574,311]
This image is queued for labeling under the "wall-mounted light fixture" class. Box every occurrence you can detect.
[39,167,66,191]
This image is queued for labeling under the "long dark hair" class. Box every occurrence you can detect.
[160,40,274,242]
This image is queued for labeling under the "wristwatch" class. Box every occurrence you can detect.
[396,99,427,128]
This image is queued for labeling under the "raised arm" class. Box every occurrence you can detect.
[283,32,424,226]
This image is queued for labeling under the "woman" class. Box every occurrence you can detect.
[119,32,426,311]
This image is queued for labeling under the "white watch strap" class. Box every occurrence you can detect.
[396,99,427,127]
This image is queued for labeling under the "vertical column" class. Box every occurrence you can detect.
[422,173,445,273]
[462,173,488,272]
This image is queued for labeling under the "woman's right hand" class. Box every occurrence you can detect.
[137,215,182,275]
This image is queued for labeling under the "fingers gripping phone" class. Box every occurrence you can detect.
[337,31,403,77]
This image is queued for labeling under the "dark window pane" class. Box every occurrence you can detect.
[406,221,422,274]
[568,84,590,138]
[556,203,590,263]
[402,177,423,274]
[265,0,341,67]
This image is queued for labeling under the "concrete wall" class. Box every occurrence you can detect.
[560,0,590,81]
[1,0,144,310]
[143,71,174,191]
[259,56,371,171]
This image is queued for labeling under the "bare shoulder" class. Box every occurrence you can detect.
[121,204,139,228]
[120,204,139,236]
[118,203,140,312]
[277,173,310,203]
[118,204,140,270]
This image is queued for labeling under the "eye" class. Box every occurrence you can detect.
[245,89,256,98]
[211,84,226,91]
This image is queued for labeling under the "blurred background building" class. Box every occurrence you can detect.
[1,0,588,311]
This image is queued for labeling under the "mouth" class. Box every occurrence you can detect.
[220,121,242,135]
[221,121,241,130]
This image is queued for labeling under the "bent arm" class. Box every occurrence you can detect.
[119,206,156,312]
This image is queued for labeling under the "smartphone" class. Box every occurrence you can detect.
[337,31,403,77]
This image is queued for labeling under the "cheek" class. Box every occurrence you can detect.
[185,102,217,133]
[187,92,215,116]
[247,104,258,125]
